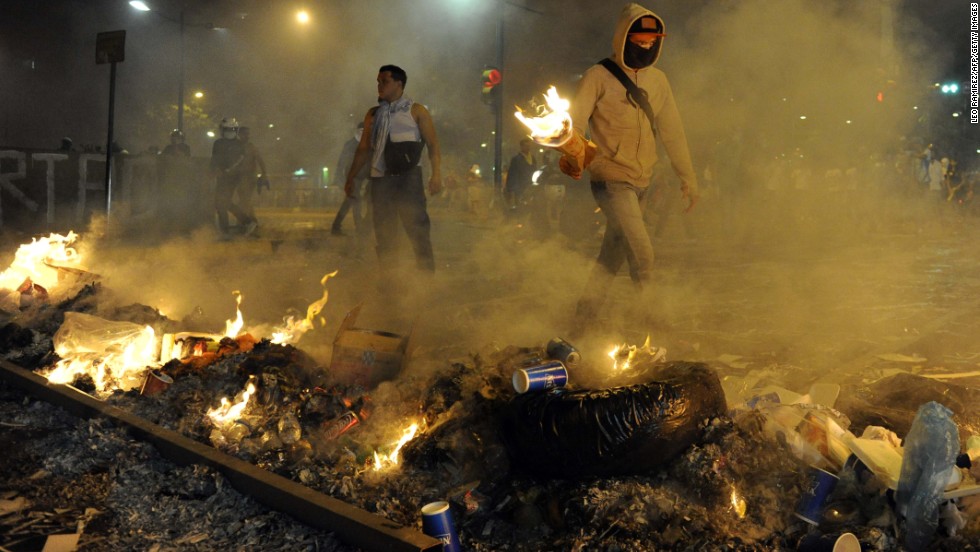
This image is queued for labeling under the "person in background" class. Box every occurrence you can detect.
[238,126,267,233]
[344,65,442,286]
[504,138,536,218]
[465,164,488,219]
[332,122,369,236]
[209,117,256,238]
[563,3,699,335]
[162,129,190,157]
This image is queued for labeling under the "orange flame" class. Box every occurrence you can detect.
[0,231,81,291]
[207,378,257,426]
[271,270,338,345]
[41,315,158,396]
[730,485,747,518]
[514,86,574,147]
[608,335,664,371]
[372,421,420,471]
[223,291,244,338]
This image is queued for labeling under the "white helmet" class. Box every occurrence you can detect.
[219,117,240,130]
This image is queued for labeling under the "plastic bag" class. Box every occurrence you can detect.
[501,361,727,478]
[896,401,959,552]
[53,311,155,358]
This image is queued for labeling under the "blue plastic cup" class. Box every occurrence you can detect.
[841,453,873,484]
[421,501,461,552]
[512,361,568,394]
[795,466,839,525]
[546,337,581,365]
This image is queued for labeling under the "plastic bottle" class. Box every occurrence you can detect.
[896,401,960,552]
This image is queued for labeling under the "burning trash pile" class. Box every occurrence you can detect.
[3,234,980,550]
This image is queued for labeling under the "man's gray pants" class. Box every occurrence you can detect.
[574,180,654,323]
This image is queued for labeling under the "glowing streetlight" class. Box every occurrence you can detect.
[296,10,310,24]
[194,91,204,99]
[129,1,150,11]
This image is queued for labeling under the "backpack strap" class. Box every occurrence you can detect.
[598,58,657,138]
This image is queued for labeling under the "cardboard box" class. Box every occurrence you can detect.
[329,304,413,388]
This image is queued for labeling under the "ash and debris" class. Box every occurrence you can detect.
[2,288,980,550]
[0,382,356,552]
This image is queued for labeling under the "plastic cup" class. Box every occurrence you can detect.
[421,501,461,552]
[512,361,568,394]
[795,465,839,525]
[139,370,173,397]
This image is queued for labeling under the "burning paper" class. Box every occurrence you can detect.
[608,336,666,371]
[272,270,339,345]
[730,485,747,519]
[207,377,257,426]
[514,86,596,178]
[514,86,574,148]
[0,232,84,310]
[206,377,259,449]
[372,421,420,471]
[41,312,159,395]
[224,291,245,338]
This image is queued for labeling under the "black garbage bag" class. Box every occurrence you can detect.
[501,361,727,478]
[837,372,980,442]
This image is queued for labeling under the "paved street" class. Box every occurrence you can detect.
[77,187,980,401]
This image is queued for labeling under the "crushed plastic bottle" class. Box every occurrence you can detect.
[896,401,960,552]
[277,412,302,445]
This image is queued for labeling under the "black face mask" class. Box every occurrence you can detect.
[624,40,657,69]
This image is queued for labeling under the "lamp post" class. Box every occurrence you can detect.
[177,7,185,133]
[493,0,503,195]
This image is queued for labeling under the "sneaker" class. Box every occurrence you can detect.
[244,220,258,236]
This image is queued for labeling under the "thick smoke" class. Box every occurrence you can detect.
[4,0,966,382]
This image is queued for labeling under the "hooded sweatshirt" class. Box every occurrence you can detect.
[569,2,698,192]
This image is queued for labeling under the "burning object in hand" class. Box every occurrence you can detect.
[514,86,596,179]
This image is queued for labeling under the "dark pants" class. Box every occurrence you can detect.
[370,167,435,272]
[215,174,251,232]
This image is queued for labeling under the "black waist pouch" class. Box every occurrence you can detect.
[384,138,425,176]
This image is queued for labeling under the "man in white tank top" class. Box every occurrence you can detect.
[344,65,442,287]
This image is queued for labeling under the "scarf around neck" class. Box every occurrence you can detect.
[371,96,413,174]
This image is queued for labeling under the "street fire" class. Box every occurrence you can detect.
[730,485,748,519]
[372,421,420,471]
[207,377,257,427]
[40,312,159,396]
[608,343,639,371]
[514,86,574,147]
[272,270,338,345]
[224,291,245,338]
[607,335,665,371]
[0,231,82,294]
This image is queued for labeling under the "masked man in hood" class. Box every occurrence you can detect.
[566,3,699,334]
